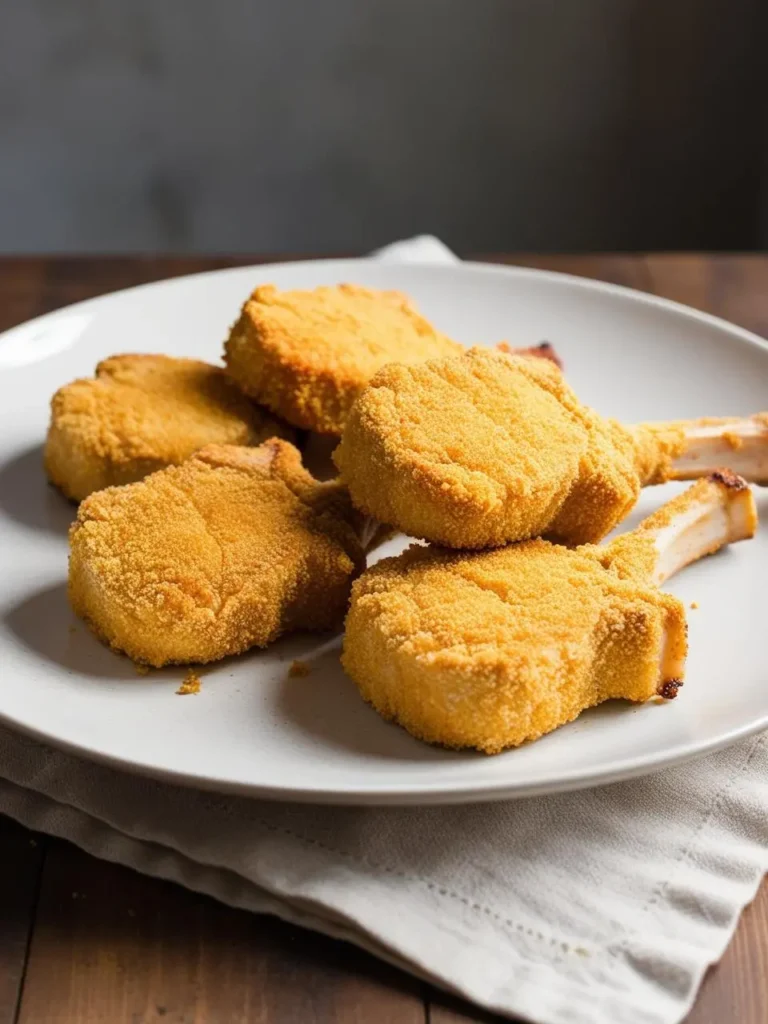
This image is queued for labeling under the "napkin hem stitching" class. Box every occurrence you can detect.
[0,779,658,1024]
[4,733,610,965]
[619,730,767,951]
[5,727,766,976]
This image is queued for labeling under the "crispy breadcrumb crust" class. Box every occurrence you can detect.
[45,354,293,501]
[343,538,686,754]
[545,415,645,546]
[223,284,462,435]
[334,348,592,548]
[68,440,365,667]
[335,348,696,549]
[630,423,689,485]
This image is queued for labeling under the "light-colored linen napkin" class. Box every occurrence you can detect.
[1,237,766,1024]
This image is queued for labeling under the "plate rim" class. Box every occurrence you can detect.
[2,256,768,364]
[1,256,767,805]
[3,698,768,805]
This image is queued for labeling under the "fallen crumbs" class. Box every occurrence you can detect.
[289,659,311,678]
[177,669,202,695]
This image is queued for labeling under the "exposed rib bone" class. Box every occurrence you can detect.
[605,470,757,586]
[633,414,768,486]
[600,471,756,692]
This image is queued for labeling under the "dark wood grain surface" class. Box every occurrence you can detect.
[0,254,766,1024]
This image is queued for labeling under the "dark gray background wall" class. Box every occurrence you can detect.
[0,0,764,254]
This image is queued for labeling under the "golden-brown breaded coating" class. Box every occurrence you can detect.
[343,543,682,752]
[334,348,594,548]
[343,474,757,753]
[224,284,462,435]
[68,440,366,667]
[45,354,293,501]
[334,348,688,549]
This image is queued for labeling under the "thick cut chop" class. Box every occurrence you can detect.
[69,440,366,667]
[335,348,598,547]
[335,347,768,548]
[343,473,756,753]
[46,354,291,501]
[224,283,461,435]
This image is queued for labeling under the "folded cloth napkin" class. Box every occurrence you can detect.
[1,238,766,1024]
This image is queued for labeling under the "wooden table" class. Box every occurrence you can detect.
[1,254,766,1024]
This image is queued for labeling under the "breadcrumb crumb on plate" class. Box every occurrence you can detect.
[289,659,311,678]
[177,670,202,696]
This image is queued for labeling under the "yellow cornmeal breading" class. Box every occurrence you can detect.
[69,440,366,667]
[545,417,687,545]
[335,348,588,548]
[343,535,687,754]
[45,353,293,501]
[224,283,462,435]
[334,348,690,549]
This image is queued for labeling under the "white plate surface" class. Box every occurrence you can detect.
[0,259,767,805]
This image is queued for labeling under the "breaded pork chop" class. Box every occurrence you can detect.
[69,440,366,667]
[343,475,756,753]
[335,347,766,549]
[224,284,462,435]
[46,354,292,501]
[334,348,599,548]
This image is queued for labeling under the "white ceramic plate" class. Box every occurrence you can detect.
[1,259,767,805]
